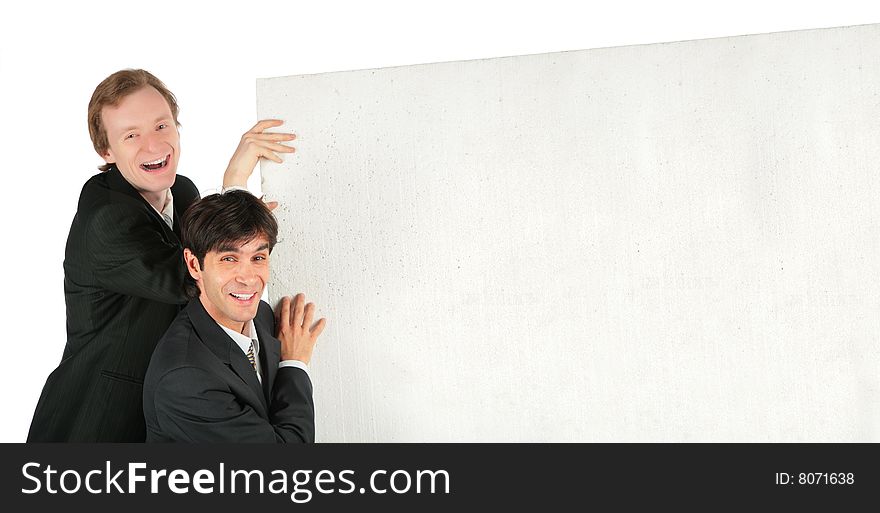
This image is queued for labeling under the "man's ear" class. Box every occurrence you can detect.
[183,248,202,281]
[101,147,115,164]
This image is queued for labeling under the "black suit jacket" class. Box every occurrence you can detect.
[28,166,199,442]
[143,299,315,443]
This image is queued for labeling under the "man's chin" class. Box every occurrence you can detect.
[229,302,260,320]
[143,166,177,188]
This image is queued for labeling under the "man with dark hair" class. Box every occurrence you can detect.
[28,69,296,442]
[143,190,326,442]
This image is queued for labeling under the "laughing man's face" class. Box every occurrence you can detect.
[100,86,179,202]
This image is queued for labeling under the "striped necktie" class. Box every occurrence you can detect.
[246,341,257,370]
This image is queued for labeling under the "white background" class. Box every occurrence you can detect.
[0,0,877,442]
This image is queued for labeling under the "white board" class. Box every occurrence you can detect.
[258,24,880,441]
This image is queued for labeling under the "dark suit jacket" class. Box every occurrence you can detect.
[28,166,199,442]
[143,299,315,443]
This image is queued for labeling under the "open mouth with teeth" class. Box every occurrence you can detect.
[229,292,256,303]
[140,154,171,172]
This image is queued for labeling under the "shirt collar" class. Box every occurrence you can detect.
[218,319,259,357]
[151,188,174,230]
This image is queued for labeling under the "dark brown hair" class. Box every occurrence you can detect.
[87,69,180,171]
[181,190,279,299]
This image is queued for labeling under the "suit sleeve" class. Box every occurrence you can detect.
[85,202,188,304]
[152,366,315,443]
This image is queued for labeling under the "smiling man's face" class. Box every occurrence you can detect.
[100,86,180,206]
[184,235,270,334]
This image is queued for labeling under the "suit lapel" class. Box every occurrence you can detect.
[254,314,280,403]
[170,182,189,239]
[228,347,269,415]
[106,165,181,242]
[185,300,269,417]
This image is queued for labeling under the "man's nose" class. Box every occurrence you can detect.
[234,262,259,283]
[143,131,164,152]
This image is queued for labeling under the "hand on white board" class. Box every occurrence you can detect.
[223,119,296,189]
[276,293,326,365]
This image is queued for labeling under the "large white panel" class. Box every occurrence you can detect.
[258,24,880,441]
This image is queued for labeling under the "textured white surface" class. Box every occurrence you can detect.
[258,24,880,441]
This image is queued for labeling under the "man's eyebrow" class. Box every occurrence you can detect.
[118,117,171,133]
[215,243,270,253]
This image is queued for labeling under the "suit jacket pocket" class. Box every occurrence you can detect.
[97,369,147,441]
[100,369,144,386]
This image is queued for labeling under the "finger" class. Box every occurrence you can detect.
[278,296,290,331]
[248,142,295,162]
[303,302,315,331]
[264,201,279,211]
[292,293,305,327]
[248,148,283,163]
[259,141,296,153]
[249,119,283,132]
[310,318,327,339]
[240,138,296,155]
[247,132,296,142]
[263,152,283,164]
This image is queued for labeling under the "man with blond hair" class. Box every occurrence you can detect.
[28,69,295,441]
